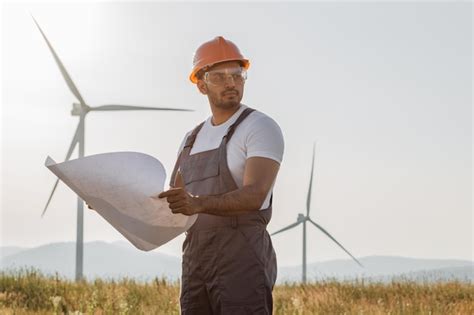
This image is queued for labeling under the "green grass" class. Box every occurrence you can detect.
[1,268,472,314]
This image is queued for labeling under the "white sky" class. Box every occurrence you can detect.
[1,1,472,267]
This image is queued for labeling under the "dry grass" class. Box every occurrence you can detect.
[0,269,472,314]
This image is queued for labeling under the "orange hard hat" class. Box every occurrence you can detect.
[189,36,250,84]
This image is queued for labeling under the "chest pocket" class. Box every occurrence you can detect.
[180,150,220,185]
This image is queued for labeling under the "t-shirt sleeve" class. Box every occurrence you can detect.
[246,116,284,164]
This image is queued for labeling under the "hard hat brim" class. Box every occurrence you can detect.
[189,59,250,84]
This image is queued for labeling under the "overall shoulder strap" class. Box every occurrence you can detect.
[169,121,205,187]
[224,107,256,142]
[184,121,205,148]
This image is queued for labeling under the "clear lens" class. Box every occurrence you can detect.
[204,68,247,85]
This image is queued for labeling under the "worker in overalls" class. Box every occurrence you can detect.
[159,36,284,315]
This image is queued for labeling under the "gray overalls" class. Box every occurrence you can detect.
[169,107,277,315]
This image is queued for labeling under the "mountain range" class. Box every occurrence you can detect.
[1,241,472,284]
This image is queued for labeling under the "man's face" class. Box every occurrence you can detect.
[197,61,245,110]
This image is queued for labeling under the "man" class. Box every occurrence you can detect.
[158,36,284,315]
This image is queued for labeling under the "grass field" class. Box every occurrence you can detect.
[0,269,472,314]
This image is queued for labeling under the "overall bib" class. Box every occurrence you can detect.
[169,107,277,315]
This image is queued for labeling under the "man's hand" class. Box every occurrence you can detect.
[156,157,280,217]
[158,187,203,216]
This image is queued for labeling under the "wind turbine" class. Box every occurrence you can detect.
[32,16,193,281]
[271,142,363,283]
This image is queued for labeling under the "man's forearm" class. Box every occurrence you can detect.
[197,185,267,216]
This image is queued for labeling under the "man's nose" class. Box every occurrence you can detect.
[224,75,236,87]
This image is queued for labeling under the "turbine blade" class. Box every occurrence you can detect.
[91,105,193,112]
[306,141,316,216]
[270,221,301,236]
[41,122,80,217]
[41,178,60,217]
[65,121,81,161]
[31,15,86,105]
[308,218,363,267]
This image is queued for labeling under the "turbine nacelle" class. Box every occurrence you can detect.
[297,213,306,222]
[71,103,90,116]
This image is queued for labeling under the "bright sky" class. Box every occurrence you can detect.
[1,1,472,267]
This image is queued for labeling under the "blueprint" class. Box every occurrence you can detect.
[45,152,196,251]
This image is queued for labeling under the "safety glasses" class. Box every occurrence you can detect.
[204,68,247,86]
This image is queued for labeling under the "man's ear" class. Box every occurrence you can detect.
[197,80,208,95]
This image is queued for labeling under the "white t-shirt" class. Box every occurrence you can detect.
[176,104,284,210]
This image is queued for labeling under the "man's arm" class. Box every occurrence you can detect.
[158,156,280,216]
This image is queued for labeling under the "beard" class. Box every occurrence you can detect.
[208,89,242,110]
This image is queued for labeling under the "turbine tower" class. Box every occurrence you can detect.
[32,16,193,281]
[271,142,363,283]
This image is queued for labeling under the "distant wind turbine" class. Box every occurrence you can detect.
[271,142,363,283]
[32,15,193,281]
